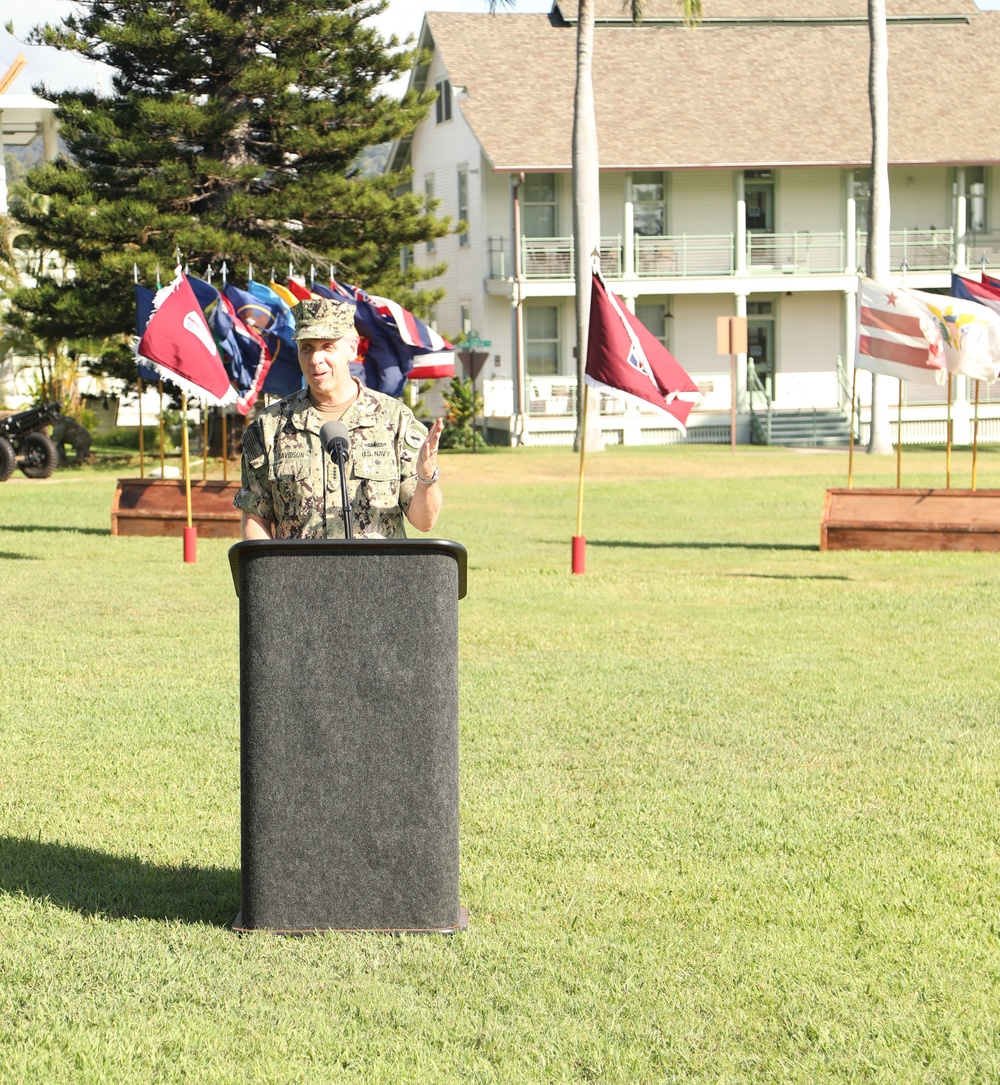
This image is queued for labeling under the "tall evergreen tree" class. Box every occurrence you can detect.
[11,0,450,385]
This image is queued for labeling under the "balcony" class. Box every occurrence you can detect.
[487,228,962,281]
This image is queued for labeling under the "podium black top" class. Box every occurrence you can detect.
[228,538,468,599]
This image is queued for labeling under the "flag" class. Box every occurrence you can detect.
[952,273,1000,313]
[134,284,160,384]
[328,277,454,395]
[187,274,243,382]
[269,280,300,309]
[219,294,272,415]
[985,273,1000,294]
[136,271,237,405]
[912,282,1000,384]
[585,270,699,432]
[286,278,314,302]
[409,353,456,381]
[224,282,302,397]
[855,278,948,385]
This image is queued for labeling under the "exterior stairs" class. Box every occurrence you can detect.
[750,407,855,448]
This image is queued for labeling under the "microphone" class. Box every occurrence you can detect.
[318,419,353,540]
[319,420,350,460]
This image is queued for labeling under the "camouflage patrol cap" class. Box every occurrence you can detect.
[291,298,357,342]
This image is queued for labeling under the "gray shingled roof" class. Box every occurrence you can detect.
[420,1,1000,172]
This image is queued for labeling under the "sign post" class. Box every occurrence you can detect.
[457,332,491,452]
[717,316,748,453]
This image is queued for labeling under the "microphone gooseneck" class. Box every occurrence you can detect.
[318,419,353,540]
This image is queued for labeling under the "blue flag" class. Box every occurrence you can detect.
[187,275,244,387]
[134,284,160,384]
[224,282,302,397]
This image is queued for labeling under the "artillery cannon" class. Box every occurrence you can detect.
[0,401,62,482]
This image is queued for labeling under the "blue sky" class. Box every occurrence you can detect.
[1,0,998,95]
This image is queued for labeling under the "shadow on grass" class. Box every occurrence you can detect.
[589,540,819,552]
[0,836,240,928]
[0,551,39,561]
[727,572,850,581]
[0,525,108,536]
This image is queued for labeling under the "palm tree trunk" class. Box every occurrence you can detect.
[572,0,604,452]
[867,0,893,454]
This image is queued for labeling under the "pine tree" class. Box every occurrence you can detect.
[11,0,450,385]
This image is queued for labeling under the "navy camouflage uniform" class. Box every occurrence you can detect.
[234,385,428,539]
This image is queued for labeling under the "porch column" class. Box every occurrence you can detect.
[735,291,748,414]
[623,173,635,279]
[41,112,58,162]
[846,170,857,275]
[955,166,968,273]
[735,171,747,276]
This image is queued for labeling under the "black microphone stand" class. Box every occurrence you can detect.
[334,441,353,539]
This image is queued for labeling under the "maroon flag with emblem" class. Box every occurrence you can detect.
[136,270,237,405]
[585,271,699,432]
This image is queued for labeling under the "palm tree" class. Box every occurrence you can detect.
[493,0,701,450]
[866,0,893,454]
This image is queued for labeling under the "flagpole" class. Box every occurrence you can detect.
[202,402,209,481]
[972,379,981,491]
[181,392,196,563]
[847,367,858,489]
[572,382,588,575]
[137,376,145,479]
[221,407,228,482]
[158,381,166,478]
[896,378,902,489]
[946,374,953,490]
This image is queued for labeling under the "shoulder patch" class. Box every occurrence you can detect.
[404,425,426,450]
[241,420,266,464]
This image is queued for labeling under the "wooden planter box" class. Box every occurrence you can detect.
[111,478,242,538]
[821,488,1000,552]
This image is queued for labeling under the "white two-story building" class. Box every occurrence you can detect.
[388,0,1000,446]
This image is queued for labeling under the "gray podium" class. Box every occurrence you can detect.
[228,538,468,934]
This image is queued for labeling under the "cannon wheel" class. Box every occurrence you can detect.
[0,437,14,482]
[18,432,60,479]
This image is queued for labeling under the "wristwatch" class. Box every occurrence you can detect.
[416,465,440,485]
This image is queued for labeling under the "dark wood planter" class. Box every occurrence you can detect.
[111,478,242,538]
[821,488,1000,552]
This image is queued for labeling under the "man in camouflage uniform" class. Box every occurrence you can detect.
[234,298,443,539]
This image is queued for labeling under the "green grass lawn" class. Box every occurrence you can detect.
[2,445,999,1083]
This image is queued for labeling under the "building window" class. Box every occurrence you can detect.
[460,304,472,337]
[744,169,774,234]
[425,176,435,253]
[852,170,872,235]
[400,244,412,272]
[632,172,665,236]
[635,300,670,349]
[457,167,469,247]
[435,79,452,124]
[522,173,557,238]
[525,305,560,376]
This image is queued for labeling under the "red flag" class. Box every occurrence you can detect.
[407,352,456,381]
[585,271,698,431]
[286,278,314,302]
[137,271,237,405]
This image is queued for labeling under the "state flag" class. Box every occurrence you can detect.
[585,270,699,432]
[136,271,236,405]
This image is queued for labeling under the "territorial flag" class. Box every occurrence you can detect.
[985,273,1000,293]
[913,281,1000,383]
[269,280,300,309]
[855,278,948,384]
[585,270,699,432]
[952,273,1000,314]
[136,271,236,405]
[134,284,160,384]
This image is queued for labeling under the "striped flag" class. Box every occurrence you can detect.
[585,270,699,432]
[856,278,947,385]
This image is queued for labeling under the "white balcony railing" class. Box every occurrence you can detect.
[488,228,963,281]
